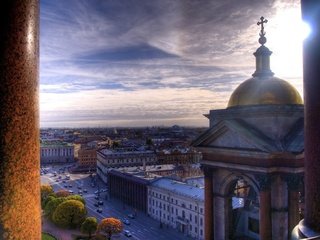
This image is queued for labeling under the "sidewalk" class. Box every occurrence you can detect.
[42,217,81,240]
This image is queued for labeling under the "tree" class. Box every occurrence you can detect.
[44,197,66,219]
[81,217,98,239]
[66,195,86,205]
[97,218,123,240]
[41,184,54,208]
[52,200,87,228]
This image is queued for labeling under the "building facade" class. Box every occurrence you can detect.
[108,169,151,213]
[96,148,157,183]
[148,178,205,239]
[40,141,74,164]
[77,147,97,170]
[156,148,202,165]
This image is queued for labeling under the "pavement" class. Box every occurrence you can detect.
[42,216,79,240]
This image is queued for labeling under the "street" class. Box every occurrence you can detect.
[41,164,192,240]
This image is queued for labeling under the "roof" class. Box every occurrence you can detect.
[150,178,204,201]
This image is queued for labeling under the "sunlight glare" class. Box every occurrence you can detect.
[268,7,305,83]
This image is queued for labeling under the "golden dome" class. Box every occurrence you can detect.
[228,77,303,108]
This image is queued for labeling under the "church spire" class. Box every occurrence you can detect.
[252,16,274,78]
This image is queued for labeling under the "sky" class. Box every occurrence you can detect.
[40,0,305,128]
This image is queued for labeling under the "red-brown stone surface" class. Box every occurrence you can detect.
[0,1,41,239]
[302,0,320,232]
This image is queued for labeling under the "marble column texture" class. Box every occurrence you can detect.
[302,0,320,233]
[0,1,40,239]
[259,190,272,240]
[204,168,213,240]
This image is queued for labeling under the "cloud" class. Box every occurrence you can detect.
[40,0,302,127]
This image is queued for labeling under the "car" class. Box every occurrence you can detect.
[122,219,130,225]
[83,189,88,193]
[62,180,66,183]
[77,186,82,189]
[127,213,135,219]
[68,190,74,194]
[78,190,82,194]
[94,195,99,200]
[94,203,99,207]
[124,230,132,237]
[64,185,68,188]
[98,201,103,205]
[68,185,72,188]
[97,208,103,213]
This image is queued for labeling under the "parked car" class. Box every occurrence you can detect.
[83,189,88,193]
[97,208,103,213]
[94,203,99,207]
[98,200,103,205]
[124,230,132,237]
[127,213,135,219]
[94,195,99,200]
[122,219,130,225]
[68,190,74,194]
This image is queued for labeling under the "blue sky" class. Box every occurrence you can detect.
[40,0,303,128]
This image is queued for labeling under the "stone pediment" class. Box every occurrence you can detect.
[193,119,278,152]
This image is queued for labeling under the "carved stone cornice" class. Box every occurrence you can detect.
[255,174,272,191]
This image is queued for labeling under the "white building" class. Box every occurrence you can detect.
[148,178,205,239]
[40,140,74,164]
[96,148,157,183]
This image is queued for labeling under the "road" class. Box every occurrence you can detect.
[41,164,192,240]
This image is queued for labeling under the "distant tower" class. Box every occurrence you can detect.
[193,17,304,240]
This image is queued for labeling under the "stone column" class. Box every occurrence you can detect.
[301,0,320,233]
[285,174,302,234]
[204,167,214,240]
[0,1,40,239]
[256,175,272,240]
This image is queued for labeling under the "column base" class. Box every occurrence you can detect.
[291,219,320,239]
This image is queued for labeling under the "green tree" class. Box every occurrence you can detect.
[66,195,86,205]
[52,200,87,228]
[81,217,98,239]
[97,218,123,240]
[44,197,66,219]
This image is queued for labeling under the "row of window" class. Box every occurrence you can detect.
[105,157,156,164]
[149,200,203,226]
[149,208,203,237]
[41,148,73,157]
[149,191,203,213]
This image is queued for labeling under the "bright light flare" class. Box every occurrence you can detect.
[267,7,306,89]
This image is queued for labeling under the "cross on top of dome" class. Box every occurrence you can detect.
[257,16,268,45]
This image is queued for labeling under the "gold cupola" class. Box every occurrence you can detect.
[227,17,303,108]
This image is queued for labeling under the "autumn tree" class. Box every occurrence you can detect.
[96,218,123,240]
[44,197,66,219]
[81,217,98,239]
[55,189,71,197]
[52,200,87,228]
[41,184,54,208]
